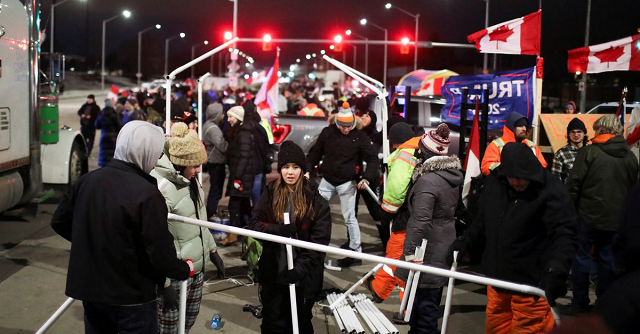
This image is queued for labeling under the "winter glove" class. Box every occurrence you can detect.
[233,180,244,192]
[541,265,568,307]
[279,223,298,238]
[287,268,301,284]
[445,235,470,266]
[185,259,195,277]
[210,252,225,279]
[159,285,179,310]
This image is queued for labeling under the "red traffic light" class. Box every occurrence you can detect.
[224,31,233,41]
[333,35,343,52]
[263,34,272,51]
[400,37,410,54]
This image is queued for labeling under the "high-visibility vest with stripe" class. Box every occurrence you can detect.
[381,148,418,214]
[260,118,274,144]
[487,137,537,171]
[298,103,325,117]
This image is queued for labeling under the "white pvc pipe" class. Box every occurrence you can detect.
[362,182,381,206]
[165,38,238,135]
[36,297,75,334]
[355,297,385,334]
[167,213,561,324]
[197,72,212,187]
[441,251,459,334]
[178,280,187,334]
[359,296,395,334]
[349,295,378,334]
[329,263,383,309]
[284,213,300,334]
[405,240,428,322]
[330,295,347,333]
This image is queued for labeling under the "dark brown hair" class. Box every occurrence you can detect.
[272,175,314,222]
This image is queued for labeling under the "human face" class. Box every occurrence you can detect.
[281,163,302,186]
[337,124,352,135]
[569,129,585,146]
[188,122,197,130]
[228,116,238,126]
[565,107,575,114]
[507,177,530,192]
[360,113,371,127]
[182,165,201,180]
[514,125,528,141]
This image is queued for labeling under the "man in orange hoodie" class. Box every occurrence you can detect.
[481,111,547,175]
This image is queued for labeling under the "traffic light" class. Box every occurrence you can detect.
[224,31,233,41]
[334,35,343,52]
[263,34,272,51]
[401,37,410,55]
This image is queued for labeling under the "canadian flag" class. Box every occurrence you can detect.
[255,51,279,121]
[467,9,541,56]
[567,34,640,74]
[462,104,482,207]
[107,85,119,103]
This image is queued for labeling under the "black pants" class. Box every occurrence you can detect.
[228,196,252,228]
[81,127,96,156]
[83,300,157,334]
[260,283,314,334]
[408,287,443,334]
[206,163,226,218]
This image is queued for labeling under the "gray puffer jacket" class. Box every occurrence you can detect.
[150,151,217,279]
[202,103,228,164]
[396,155,463,288]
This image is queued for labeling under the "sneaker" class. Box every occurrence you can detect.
[337,257,362,268]
[364,276,384,303]
[339,241,350,250]
[558,303,591,317]
[392,314,409,325]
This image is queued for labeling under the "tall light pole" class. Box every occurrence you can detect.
[137,24,161,86]
[360,18,388,87]
[579,0,592,113]
[51,0,84,54]
[484,0,490,73]
[191,40,209,79]
[102,10,131,90]
[230,0,239,88]
[385,3,419,71]
[165,33,186,77]
[346,29,368,75]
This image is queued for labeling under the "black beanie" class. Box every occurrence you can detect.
[278,141,307,173]
[567,117,587,135]
[388,122,414,145]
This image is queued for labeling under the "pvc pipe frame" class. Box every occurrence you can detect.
[362,182,381,206]
[441,251,459,334]
[169,214,561,324]
[179,280,188,334]
[197,72,212,186]
[165,38,238,135]
[284,213,300,334]
[404,239,428,321]
[329,263,383,309]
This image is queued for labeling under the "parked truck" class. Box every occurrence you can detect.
[0,0,88,214]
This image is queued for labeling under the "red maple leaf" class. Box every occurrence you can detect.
[489,25,515,48]
[594,46,625,68]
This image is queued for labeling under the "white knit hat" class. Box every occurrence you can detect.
[419,123,451,155]
[227,106,245,122]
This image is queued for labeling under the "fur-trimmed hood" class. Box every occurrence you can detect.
[328,113,363,130]
[412,155,463,186]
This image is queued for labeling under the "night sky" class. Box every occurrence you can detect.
[41,0,640,100]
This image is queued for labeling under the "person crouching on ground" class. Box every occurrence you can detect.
[151,122,225,333]
[248,141,332,334]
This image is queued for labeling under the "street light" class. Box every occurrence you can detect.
[346,29,369,75]
[137,24,161,85]
[385,3,420,71]
[102,9,132,90]
[191,40,209,79]
[360,18,388,86]
[50,0,85,54]
[165,33,186,77]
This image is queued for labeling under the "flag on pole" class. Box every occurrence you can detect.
[467,9,541,56]
[255,49,280,121]
[462,104,481,208]
[626,105,640,146]
[107,85,119,103]
[568,34,640,74]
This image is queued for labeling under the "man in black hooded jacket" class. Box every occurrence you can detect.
[449,142,578,333]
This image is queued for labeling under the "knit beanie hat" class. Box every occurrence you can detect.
[567,117,587,135]
[336,102,355,128]
[419,123,451,156]
[278,141,307,173]
[171,103,185,122]
[388,122,414,145]
[227,106,245,122]
[168,122,207,167]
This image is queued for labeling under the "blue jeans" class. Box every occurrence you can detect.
[206,163,226,218]
[83,300,157,334]
[252,173,264,207]
[318,179,361,252]
[571,221,616,308]
[408,287,443,334]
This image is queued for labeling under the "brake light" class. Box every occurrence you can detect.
[272,124,291,144]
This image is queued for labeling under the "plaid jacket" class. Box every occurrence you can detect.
[552,144,581,183]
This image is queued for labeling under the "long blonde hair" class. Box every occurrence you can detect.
[272,175,314,223]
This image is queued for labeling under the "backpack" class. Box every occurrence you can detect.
[243,236,263,282]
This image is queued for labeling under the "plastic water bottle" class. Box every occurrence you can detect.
[210,314,221,329]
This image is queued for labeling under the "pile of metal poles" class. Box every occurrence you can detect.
[327,292,399,334]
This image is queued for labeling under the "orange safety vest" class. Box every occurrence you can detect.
[298,103,325,117]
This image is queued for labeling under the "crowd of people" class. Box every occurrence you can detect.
[59,79,639,334]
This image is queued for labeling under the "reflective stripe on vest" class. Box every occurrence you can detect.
[493,137,537,156]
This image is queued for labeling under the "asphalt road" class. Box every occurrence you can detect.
[0,90,584,333]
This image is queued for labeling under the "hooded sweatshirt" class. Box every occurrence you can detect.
[113,121,165,173]
[480,112,547,175]
[202,103,228,164]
